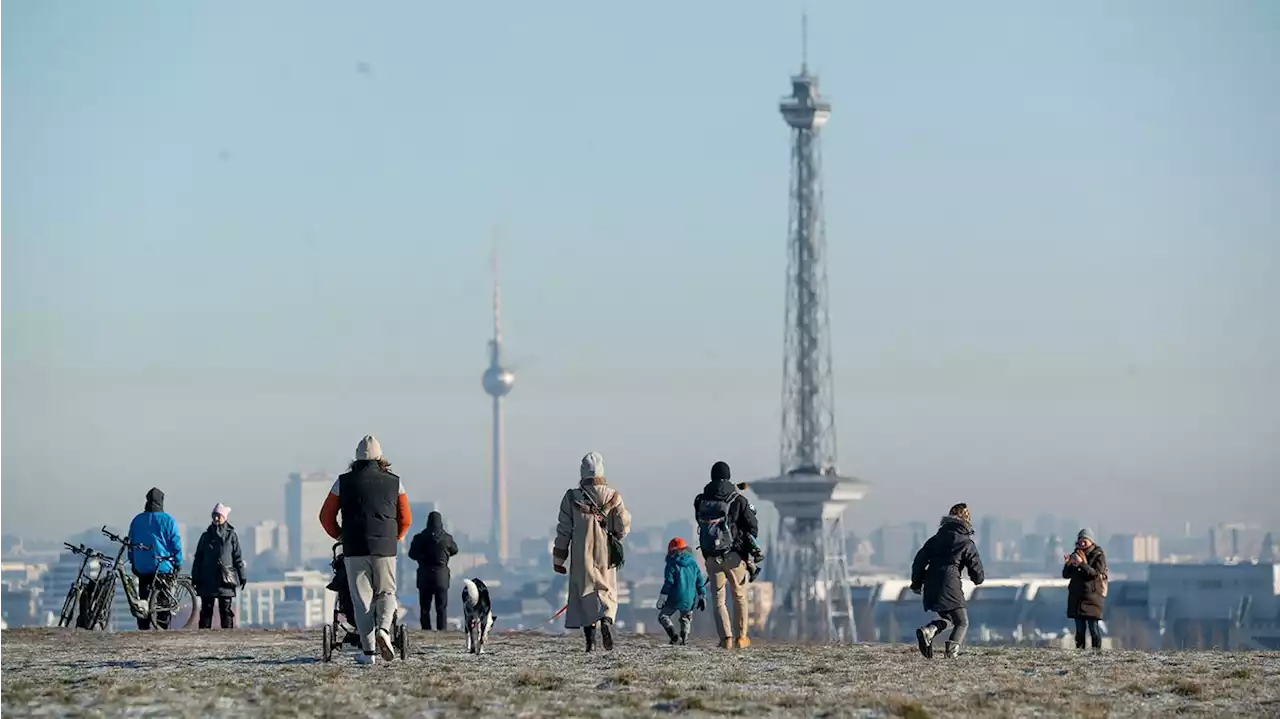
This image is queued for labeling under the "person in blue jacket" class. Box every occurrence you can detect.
[656,537,706,645]
[128,487,183,629]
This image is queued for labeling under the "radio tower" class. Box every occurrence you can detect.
[749,15,869,643]
[482,244,515,565]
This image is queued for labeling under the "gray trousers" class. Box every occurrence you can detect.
[344,555,398,653]
[657,606,693,638]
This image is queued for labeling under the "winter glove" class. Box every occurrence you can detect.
[910,584,922,595]
[553,564,567,575]
[696,596,707,612]
[656,594,667,610]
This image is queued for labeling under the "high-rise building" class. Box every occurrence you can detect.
[1208,523,1266,561]
[1109,534,1161,564]
[285,472,335,567]
[869,524,928,569]
[408,501,440,532]
[244,521,286,558]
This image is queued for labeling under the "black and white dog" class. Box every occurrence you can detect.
[461,578,496,654]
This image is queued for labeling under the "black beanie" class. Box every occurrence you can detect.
[711,461,731,481]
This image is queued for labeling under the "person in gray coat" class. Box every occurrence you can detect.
[191,503,246,629]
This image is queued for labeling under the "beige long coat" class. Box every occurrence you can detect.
[552,478,632,629]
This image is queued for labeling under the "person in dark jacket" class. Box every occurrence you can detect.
[693,460,759,649]
[127,487,183,630]
[911,503,985,658]
[1063,528,1108,650]
[407,511,458,630]
[191,503,247,629]
[319,435,412,665]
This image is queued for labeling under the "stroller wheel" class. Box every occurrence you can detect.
[322,624,334,662]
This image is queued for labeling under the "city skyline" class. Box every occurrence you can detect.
[4,2,1278,541]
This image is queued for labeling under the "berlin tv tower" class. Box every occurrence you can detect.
[482,246,515,565]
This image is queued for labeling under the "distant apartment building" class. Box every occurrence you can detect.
[1109,534,1161,564]
[870,523,927,569]
[244,521,289,559]
[285,472,335,566]
[235,570,335,629]
[1148,562,1280,650]
[1208,524,1267,561]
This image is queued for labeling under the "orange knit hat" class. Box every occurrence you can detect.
[668,537,688,552]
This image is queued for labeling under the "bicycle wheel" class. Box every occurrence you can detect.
[58,584,80,628]
[89,578,116,631]
[150,577,197,630]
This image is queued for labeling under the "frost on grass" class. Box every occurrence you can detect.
[2,628,1279,718]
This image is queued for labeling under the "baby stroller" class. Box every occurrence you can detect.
[322,541,408,662]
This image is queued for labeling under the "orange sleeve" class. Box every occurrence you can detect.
[397,493,412,540]
[319,492,342,540]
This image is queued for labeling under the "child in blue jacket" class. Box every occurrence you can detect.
[657,537,706,645]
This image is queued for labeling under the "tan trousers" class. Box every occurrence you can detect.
[344,555,398,653]
[705,552,749,640]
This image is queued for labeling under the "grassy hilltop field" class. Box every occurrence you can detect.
[2,629,1278,718]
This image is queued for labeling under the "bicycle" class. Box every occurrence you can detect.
[85,526,197,630]
[57,543,112,628]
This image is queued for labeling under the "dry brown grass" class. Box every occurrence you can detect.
[2,628,1278,717]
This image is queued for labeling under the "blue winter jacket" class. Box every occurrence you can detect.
[128,489,183,574]
[660,549,706,612]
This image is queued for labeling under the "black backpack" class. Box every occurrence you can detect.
[696,495,736,557]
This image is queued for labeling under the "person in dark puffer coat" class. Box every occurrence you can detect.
[911,503,985,659]
[407,511,459,630]
[191,503,246,629]
[1063,528,1108,650]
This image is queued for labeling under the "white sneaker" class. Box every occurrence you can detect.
[355,653,377,665]
[376,629,395,661]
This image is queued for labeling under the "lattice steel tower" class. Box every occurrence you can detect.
[482,246,515,565]
[749,17,869,643]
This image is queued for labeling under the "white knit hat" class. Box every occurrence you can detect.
[213,503,231,519]
[580,451,604,479]
[356,435,383,461]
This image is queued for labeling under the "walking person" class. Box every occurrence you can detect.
[656,537,706,645]
[693,461,758,649]
[191,503,246,629]
[1064,528,1108,650]
[911,503,985,659]
[552,451,632,652]
[128,487,183,630]
[407,510,458,630]
[319,435,413,665]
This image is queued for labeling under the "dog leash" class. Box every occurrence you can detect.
[497,603,567,634]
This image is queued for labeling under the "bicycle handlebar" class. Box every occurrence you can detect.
[63,543,110,559]
[100,526,148,550]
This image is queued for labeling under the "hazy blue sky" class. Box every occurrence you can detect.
[4,1,1278,543]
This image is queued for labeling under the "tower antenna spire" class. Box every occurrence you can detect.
[801,11,809,74]
[491,227,502,348]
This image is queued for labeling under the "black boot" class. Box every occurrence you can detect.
[663,624,679,644]
[600,618,615,651]
[584,626,596,652]
[678,628,688,646]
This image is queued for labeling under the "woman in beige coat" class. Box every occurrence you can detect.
[553,451,632,652]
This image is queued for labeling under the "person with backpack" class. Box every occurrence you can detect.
[127,487,183,630]
[656,537,706,645]
[552,451,632,652]
[1063,528,1108,650]
[693,460,758,649]
[191,503,247,629]
[911,502,985,659]
[407,511,459,630]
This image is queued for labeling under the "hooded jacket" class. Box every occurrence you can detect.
[659,548,707,613]
[192,521,246,598]
[407,511,459,590]
[911,516,985,613]
[1063,544,1108,620]
[692,479,758,558]
[128,488,183,575]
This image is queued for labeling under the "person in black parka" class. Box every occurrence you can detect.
[910,503,985,658]
[407,511,458,630]
[191,503,246,629]
[1063,527,1108,650]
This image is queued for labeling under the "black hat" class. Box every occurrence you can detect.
[711,461,731,481]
